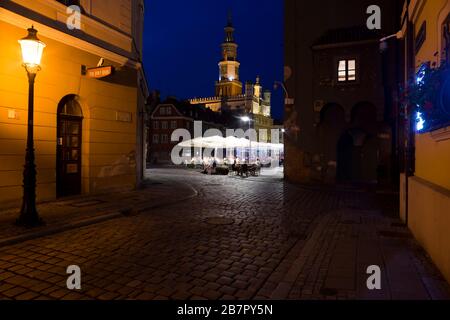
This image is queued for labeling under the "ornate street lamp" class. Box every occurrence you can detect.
[16,26,46,227]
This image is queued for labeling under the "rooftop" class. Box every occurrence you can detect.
[314,26,384,46]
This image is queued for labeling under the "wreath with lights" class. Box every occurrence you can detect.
[402,62,450,132]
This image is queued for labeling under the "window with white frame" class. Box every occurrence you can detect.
[152,134,159,144]
[166,107,172,115]
[153,121,159,130]
[338,59,357,82]
[161,121,168,129]
[161,134,169,143]
[160,107,166,115]
[171,120,177,129]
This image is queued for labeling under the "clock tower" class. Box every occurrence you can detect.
[215,13,243,97]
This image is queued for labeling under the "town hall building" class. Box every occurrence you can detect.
[189,15,276,141]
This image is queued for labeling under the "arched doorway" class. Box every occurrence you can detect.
[337,131,354,182]
[319,103,346,181]
[56,95,83,197]
[337,129,378,184]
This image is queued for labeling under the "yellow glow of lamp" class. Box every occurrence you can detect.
[18,26,46,70]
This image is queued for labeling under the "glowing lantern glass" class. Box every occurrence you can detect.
[18,26,46,68]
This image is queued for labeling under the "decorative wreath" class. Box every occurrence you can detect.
[403,63,450,132]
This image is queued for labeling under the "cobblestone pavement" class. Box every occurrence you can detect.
[0,168,449,300]
[0,176,196,241]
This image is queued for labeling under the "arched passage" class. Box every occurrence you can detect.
[318,103,346,181]
[337,129,378,184]
[56,94,84,197]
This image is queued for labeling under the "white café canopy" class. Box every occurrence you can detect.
[177,135,284,150]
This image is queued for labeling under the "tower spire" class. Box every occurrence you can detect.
[224,10,235,43]
[216,9,242,97]
[227,9,233,27]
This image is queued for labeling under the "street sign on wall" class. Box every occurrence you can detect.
[85,66,113,79]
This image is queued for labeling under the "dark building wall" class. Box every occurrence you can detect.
[148,105,186,163]
[147,102,228,165]
[284,0,402,184]
[312,42,385,122]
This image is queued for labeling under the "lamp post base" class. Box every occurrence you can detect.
[16,214,44,228]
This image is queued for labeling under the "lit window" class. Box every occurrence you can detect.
[338,59,357,82]
[338,60,347,82]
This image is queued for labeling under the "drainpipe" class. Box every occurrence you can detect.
[378,3,408,223]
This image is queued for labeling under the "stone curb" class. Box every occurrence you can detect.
[228,175,284,183]
[0,182,198,248]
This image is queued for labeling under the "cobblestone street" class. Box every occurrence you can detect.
[0,169,448,300]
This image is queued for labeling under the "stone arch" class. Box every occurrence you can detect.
[57,93,90,119]
[320,103,346,125]
[57,94,83,117]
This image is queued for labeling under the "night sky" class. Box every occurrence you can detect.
[142,0,284,122]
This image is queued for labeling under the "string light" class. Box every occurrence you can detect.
[416,111,425,131]
[416,64,427,86]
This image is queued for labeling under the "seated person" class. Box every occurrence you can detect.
[211,160,217,174]
[241,163,248,176]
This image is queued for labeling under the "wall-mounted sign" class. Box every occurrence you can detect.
[8,109,19,120]
[86,66,113,79]
[116,111,132,123]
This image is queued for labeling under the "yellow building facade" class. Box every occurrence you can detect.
[400,0,450,283]
[0,0,147,207]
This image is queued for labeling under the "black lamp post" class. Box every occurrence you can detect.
[16,26,46,227]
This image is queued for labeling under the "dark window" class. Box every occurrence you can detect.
[443,14,450,63]
[55,0,86,13]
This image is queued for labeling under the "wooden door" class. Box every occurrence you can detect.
[57,115,82,197]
